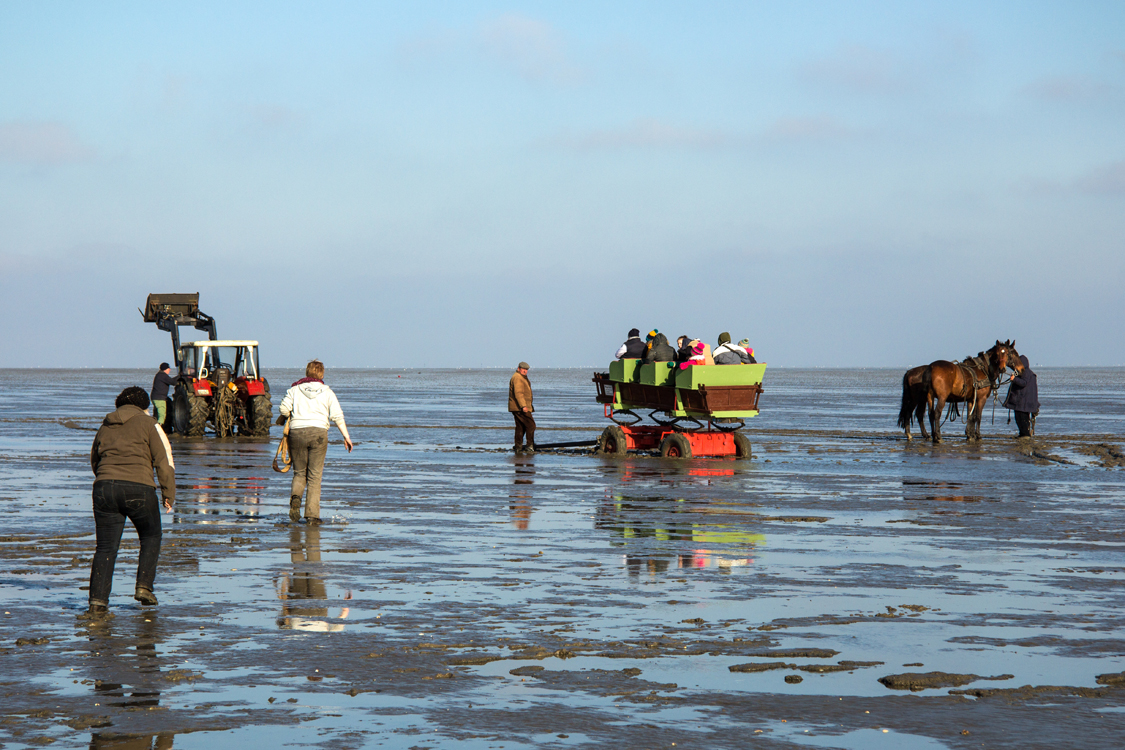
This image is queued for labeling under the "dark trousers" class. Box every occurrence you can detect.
[1014,411,1032,437]
[512,411,536,448]
[89,480,163,605]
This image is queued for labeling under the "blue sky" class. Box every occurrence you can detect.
[2,2,1123,367]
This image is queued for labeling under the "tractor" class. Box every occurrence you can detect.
[141,294,272,437]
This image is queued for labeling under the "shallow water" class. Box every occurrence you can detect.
[0,367,1123,748]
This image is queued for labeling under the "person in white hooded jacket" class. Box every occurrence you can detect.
[279,360,353,523]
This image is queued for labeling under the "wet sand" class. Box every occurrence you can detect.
[1,367,1123,748]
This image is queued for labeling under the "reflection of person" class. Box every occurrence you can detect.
[277,526,350,631]
[615,328,646,359]
[88,387,175,613]
[279,360,353,524]
[150,363,178,429]
[508,362,535,453]
[1003,354,1040,438]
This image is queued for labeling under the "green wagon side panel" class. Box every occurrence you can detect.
[639,363,677,386]
[609,359,642,383]
[674,363,766,390]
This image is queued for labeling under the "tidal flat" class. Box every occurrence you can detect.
[1,367,1123,749]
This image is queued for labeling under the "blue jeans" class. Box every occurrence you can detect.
[89,480,163,606]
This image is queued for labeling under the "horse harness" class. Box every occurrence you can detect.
[952,355,997,418]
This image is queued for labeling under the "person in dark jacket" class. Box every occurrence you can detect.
[88,386,175,614]
[615,328,646,359]
[1003,355,1040,437]
[675,335,694,364]
[641,332,676,364]
[150,363,179,431]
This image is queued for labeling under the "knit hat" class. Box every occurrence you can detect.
[518,362,530,370]
[738,338,749,348]
[718,332,731,345]
[692,342,706,355]
[647,329,658,341]
[628,328,640,338]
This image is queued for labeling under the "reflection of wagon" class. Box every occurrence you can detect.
[592,360,766,458]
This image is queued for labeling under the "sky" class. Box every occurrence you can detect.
[2,1,1123,368]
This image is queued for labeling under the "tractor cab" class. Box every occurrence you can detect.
[175,341,271,437]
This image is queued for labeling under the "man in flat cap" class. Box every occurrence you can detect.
[508,362,535,453]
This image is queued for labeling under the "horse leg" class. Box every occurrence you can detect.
[930,395,945,444]
[916,401,929,440]
[967,394,982,440]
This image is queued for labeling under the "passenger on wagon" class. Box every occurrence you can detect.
[738,339,757,364]
[679,341,707,369]
[641,332,676,364]
[675,335,694,364]
[615,328,646,360]
[714,332,754,365]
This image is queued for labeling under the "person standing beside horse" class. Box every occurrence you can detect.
[279,360,354,524]
[1004,354,1039,438]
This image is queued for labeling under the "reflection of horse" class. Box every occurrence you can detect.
[924,340,1014,444]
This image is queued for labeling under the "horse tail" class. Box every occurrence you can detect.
[897,371,915,429]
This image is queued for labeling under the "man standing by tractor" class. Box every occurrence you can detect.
[509,362,535,453]
[150,363,178,432]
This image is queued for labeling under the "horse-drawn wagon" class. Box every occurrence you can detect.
[592,360,766,458]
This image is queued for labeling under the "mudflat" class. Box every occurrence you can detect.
[1,367,1123,749]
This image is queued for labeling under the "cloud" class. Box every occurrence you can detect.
[553,118,736,150]
[247,104,301,129]
[397,14,581,84]
[762,116,858,141]
[477,13,581,83]
[799,45,911,94]
[1075,160,1125,194]
[1024,75,1108,101]
[0,121,95,164]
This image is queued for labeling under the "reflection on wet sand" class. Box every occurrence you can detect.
[509,455,535,529]
[277,526,350,632]
[599,495,765,577]
[90,733,174,749]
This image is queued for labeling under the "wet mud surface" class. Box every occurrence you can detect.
[1,367,1124,748]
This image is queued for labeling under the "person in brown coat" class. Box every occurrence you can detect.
[88,386,176,614]
[508,362,535,453]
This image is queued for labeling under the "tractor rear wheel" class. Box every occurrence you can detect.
[660,433,693,459]
[732,432,752,460]
[247,395,272,437]
[174,388,209,437]
[598,425,628,456]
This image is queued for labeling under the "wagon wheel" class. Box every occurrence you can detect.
[659,433,693,459]
[598,425,628,456]
[732,432,752,460]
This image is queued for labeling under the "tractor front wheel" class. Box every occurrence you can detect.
[174,387,209,437]
[598,425,628,456]
[247,395,272,437]
[732,432,752,460]
[659,433,693,459]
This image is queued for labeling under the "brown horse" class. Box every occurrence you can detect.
[925,340,1014,443]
